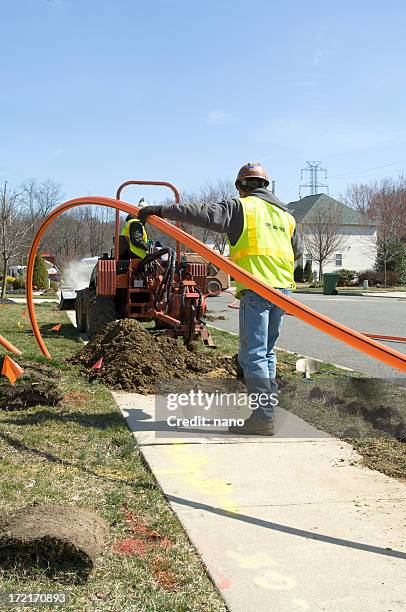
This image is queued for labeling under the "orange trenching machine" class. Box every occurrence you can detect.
[62,181,213,347]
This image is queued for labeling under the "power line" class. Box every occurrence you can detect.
[328,167,405,181]
[328,158,406,179]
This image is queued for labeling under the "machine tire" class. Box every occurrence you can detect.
[75,290,87,332]
[86,295,116,338]
[206,279,222,296]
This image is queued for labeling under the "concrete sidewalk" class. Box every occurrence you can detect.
[114,392,406,612]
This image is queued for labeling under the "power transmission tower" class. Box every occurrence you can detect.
[299,161,329,198]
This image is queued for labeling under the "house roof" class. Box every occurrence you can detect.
[287,193,376,226]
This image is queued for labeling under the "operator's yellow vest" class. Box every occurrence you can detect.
[229,196,295,298]
[121,219,148,259]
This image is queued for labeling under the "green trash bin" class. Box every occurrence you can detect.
[323,272,339,295]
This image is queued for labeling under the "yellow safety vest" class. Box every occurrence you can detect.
[121,219,148,259]
[229,196,295,298]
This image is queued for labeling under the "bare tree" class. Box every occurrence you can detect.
[21,178,63,238]
[179,178,236,253]
[342,176,406,284]
[0,182,33,298]
[368,179,405,284]
[81,206,115,257]
[340,183,375,215]
[302,203,346,280]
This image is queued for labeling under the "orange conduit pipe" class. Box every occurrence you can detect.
[363,333,406,343]
[26,196,406,373]
[0,335,22,356]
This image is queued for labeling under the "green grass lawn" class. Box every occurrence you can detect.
[0,304,226,611]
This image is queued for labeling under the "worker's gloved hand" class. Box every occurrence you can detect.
[137,205,163,225]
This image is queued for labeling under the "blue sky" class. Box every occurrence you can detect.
[1,0,406,204]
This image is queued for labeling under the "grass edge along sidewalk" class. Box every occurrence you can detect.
[0,303,227,611]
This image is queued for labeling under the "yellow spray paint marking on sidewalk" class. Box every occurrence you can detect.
[254,570,297,591]
[227,550,309,604]
[226,550,277,569]
[164,443,240,508]
[291,598,311,610]
[162,444,310,606]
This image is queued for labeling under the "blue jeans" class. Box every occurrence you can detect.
[238,288,292,421]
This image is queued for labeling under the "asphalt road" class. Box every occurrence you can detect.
[206,291,406,379]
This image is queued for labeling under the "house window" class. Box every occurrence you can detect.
[335,253,343,267]
[304,253,312,265]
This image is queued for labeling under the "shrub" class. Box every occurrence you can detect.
[358,269,401,287]
[384,271,401,286]
[12,277,26,290]
[0,275,15,284]
[336,269,357,287]
[309,281,323,288]
[42,281,59,295]
[32,254,49,290]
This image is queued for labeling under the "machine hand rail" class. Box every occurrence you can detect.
[25,195,406,373]
[115,180,181,263]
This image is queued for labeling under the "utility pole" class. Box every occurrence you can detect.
[299,161,328,198]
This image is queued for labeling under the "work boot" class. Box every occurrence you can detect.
[228,413,274,436]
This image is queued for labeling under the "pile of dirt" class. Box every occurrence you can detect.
[0,504,107,582]
[0,361,62,410]
[70,320,239,393]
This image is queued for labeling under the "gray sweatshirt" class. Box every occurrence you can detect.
[159,188,303,264]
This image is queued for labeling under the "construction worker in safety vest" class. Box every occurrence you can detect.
[122,214,149,259]
[138,162,303,436]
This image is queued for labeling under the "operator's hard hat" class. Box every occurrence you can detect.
[235,162,269,187]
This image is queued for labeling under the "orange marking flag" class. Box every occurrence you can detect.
[21,310,27,318]
[1,355,24,385]
[51,324,62,331]
[91,357,104,370]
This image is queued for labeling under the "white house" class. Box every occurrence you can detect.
[288,193,377,278]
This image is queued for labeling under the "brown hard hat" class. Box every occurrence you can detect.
[235,162,269,187]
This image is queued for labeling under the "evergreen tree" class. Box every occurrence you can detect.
[394,246,406,284]
[294,264,303,282]
[303,260,313,283]
[32,254,49,290]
